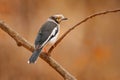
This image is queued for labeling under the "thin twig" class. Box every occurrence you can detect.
[0,21,77,80]
[48,9,120,53]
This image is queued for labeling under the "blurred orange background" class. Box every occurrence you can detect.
[0,0,120,80]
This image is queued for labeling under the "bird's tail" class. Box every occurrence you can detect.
[28,47,43,64]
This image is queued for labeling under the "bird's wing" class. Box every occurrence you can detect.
[35,21,58,49]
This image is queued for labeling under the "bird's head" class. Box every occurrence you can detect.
[49,14,68,24]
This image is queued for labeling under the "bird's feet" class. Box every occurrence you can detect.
[43,47,51,56]
[43,47,47,53]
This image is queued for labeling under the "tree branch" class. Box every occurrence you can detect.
[48,9,120,53]
[0,21,77,80]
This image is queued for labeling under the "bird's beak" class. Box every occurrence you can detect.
[62,18,68,20]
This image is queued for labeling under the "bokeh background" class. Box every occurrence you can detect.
[0,0,120,80]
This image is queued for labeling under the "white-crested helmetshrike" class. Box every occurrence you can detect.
[28,14,67,64]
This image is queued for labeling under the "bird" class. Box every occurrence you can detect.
[28,14,67,64]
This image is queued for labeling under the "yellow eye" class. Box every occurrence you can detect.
[57,18,59,21]
[56,17,60,21]
[57,16,62,21]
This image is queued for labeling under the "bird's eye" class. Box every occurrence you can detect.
[56,18,59,22]
[56,16,61,21]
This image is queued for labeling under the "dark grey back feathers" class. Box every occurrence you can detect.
[35,21,58,48]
